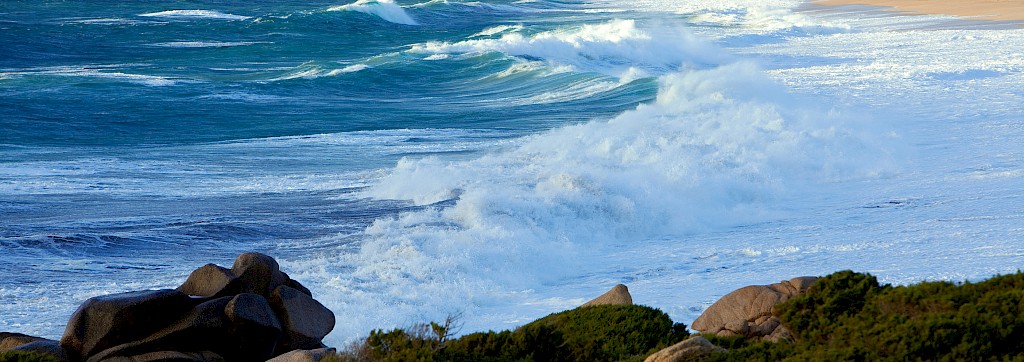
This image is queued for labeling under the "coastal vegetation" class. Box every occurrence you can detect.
[340,270,1024,361]
[340,305,689,362]
[708,270,1024,361]
[0,351,58,362]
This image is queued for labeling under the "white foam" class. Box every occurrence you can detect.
[410,19,731,81]
[423,54,449,61]
[2,66,181,86]
[148,41,267,48]
[138,10,251,21]
[68,18,146,25]
[471,24,525,38]
[329,0,419,25]
[304,59,893,344]
[270,63,369,81]
[411,0,565,13]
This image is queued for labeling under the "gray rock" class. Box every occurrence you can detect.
[1,332,46,351]
[98,350,225,362]
[12,339,70,362]
[581,284,633,307]
[232,253,282,296]
[268,285,335,353]
[85,296,234,362]
[284,278,312,297]
[177,264,237,298]
[225,293,283,361]
[265,348,336,362]
[87,294,283,362]
[177,253,311,301]
[60,289,196,361]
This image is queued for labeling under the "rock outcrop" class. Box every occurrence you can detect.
[692,276,817,341]
[266,347,337,362]
[581,284,633,307]
[1,333,68,361]
[1,332,47,351]
[644,336,727,362]
[0,252,337,362]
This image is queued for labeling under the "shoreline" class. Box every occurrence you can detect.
[812,0,1024,24]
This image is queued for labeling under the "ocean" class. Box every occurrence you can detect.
[2,0,1022,346]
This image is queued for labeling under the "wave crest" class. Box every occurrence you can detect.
[310,61,894,344]
[138,10,251,21]
[410,19,730,81]
[329,0,419,25]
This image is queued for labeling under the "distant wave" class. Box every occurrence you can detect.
[67,18,147,25]
[138,10,252,21]
[410,19,731,81]
[148,41,268,48]
[270,63,370,81]
[410,0,573,13]
[2,66,180,86]
[329,0,418,25]
[597,0,850,35]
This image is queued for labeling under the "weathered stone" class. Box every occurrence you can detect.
[40,252,333,362]
[764,324,794,343]
[224,293,282,361]
[265,348,336,362]
[12,339,70,362]
[581,284,633,307]
[87,293,285,362]
[692,276,818,340]
[644,336,726,362]
[176,264,237,298]
[61,289,196,361]
[231,252,281,296]
[85,296,234,362]
[89,293,284,362]
[0,332,46,351]
[284,278,312,297]
[268,285,335,353]
[98,350,225,362]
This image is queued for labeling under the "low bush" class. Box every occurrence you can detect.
[341,304,688,362]
[0,351,59,362]
[710,270,1024,361]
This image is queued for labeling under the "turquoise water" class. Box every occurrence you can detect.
[3,0,1023,346]
[1,1,648,146]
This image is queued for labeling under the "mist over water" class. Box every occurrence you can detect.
[2,0,1023,346]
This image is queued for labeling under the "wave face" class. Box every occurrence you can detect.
[3,0,1024,347]
[329,0,419,25]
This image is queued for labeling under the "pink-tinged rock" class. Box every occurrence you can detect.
[692,276,818,341]
[581,284,633,307]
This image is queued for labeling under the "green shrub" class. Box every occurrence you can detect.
[0,351,59,362]
[711,270,1024,361]
[341,304,688,362]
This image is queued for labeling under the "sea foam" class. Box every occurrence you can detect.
[410,19,731,81]
[138,10,252,21]
[301,57,893,344]
[329,0,419,25]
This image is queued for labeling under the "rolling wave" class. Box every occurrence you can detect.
[329,0,419,25]
[138,10,252,21]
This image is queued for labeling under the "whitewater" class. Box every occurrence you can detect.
[1,0,1022,347]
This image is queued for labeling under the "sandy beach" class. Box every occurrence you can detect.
[815,0,1024,22]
